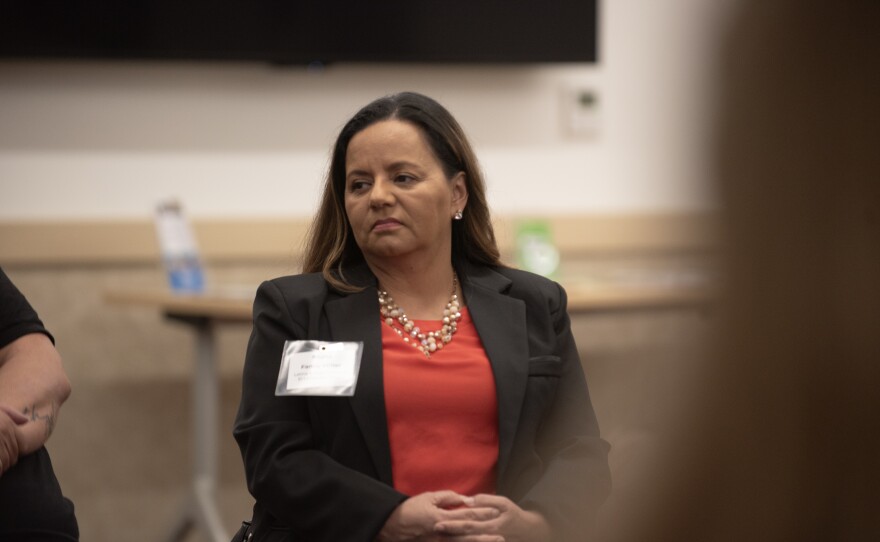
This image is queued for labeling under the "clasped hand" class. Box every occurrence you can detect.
[376,491,551,542]
[0,405,28,476]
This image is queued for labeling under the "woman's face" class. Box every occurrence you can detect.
[344,119,467,265]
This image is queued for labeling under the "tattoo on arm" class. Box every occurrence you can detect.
[22,403,58,438]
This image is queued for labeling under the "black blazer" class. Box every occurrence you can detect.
[233,261,611,542]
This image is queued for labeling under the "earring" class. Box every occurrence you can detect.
[453,210,464,220]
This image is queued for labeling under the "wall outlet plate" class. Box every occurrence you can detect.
[561,84,600,138]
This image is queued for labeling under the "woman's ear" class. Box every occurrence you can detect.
[451,171,468,213]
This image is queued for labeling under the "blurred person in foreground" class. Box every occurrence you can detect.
[0,268,78,540]
[234,92,611,541]
[603,1,880,541]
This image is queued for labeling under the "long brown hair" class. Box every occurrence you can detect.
[302,92,501,291]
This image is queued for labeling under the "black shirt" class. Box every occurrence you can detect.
[0,267,53,348]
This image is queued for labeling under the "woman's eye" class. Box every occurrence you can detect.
[349,180,370,192]
[395,174,416,184]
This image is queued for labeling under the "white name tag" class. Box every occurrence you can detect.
[275,340,363,396]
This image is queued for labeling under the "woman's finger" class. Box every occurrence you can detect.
[434,517,505,541]
[441,505,501,523]
[471,493,513,511]
[432,490,474,509]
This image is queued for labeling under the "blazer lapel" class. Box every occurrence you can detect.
[324,268,396,486]
[459,263,529,483]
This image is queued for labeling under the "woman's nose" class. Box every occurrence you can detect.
[369,177,395,207]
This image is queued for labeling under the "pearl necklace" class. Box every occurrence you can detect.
[378,273,462,358]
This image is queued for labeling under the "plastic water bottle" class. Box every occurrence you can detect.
[155,200,205,293]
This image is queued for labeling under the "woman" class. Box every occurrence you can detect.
[234,92,611,541]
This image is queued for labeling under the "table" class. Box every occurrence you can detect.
[563,280,709,313]
[105,278,707,541]
[105,288,256,542]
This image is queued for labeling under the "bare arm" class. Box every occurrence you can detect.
[0,333,71,463]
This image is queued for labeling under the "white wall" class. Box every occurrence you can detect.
[0,0,732,221]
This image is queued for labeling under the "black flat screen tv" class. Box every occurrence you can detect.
[0,1,597,65]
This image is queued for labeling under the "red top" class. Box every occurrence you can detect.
[382,307,499,496]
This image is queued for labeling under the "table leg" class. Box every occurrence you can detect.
[164,318,229,542]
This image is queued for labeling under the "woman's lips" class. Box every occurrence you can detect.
[372,218,402,232]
